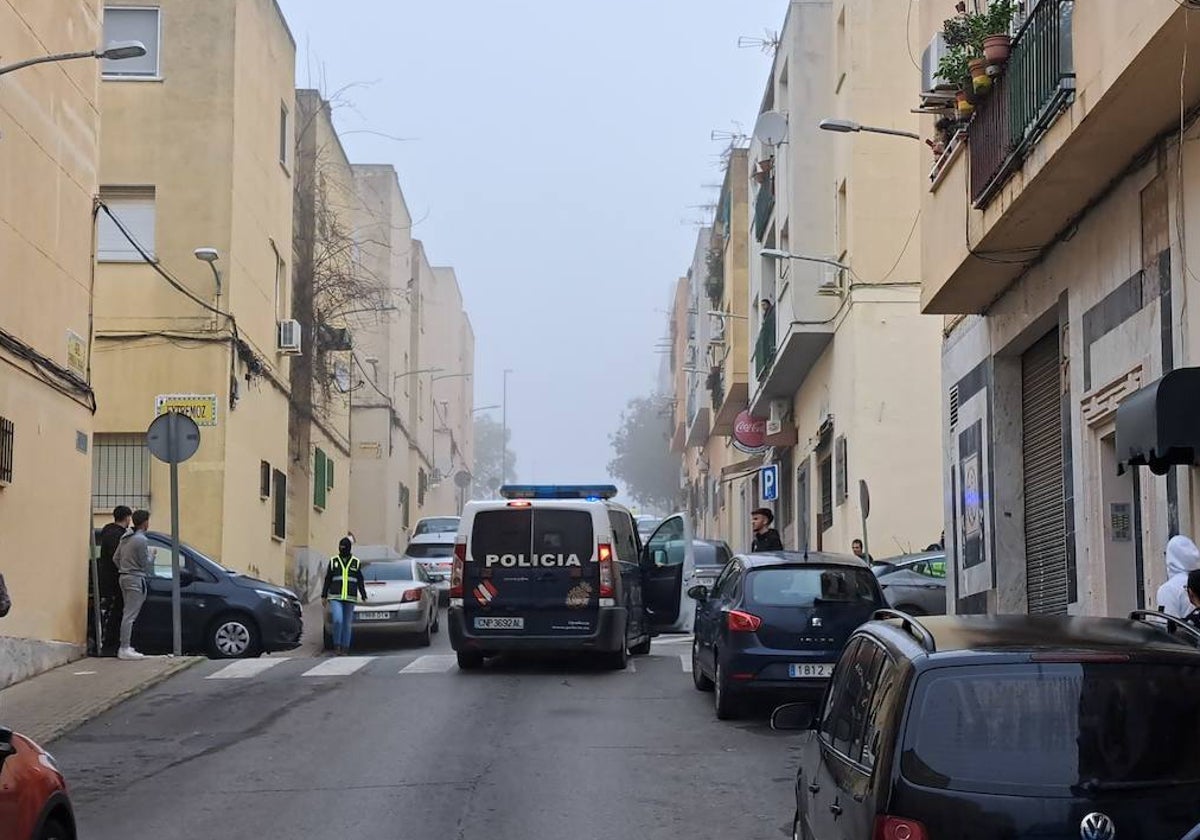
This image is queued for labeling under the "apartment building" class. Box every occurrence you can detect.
[745,0,943,557]
[919,0,1200,616]
[91,0,296,583]
[0,1,104,683]
[424,267,475,516]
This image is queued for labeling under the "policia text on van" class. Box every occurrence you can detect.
[447,485,688,670]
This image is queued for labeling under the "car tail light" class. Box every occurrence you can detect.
[873,816,928,840]
[402,589,422,603]
[450,542,466,598]
[598,543,614,598]
[727,610,762,632]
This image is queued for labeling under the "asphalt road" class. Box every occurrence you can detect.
[51,611,803,840]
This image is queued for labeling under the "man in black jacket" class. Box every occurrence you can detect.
[322,537,368,655]
[97,506,132,656]
[751,508,784,552]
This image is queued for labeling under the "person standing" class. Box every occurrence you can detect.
[322,536,367,655]
[751,508,784,552]
[851,539,875,564]
[114,509,153,660]
[1157,534,1200,618]
[97,506,132,657]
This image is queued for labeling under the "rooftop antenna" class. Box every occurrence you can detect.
[738,30,781,54]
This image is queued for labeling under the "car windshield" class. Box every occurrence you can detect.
[405,543,454,559]
[903,663,1200,796]
[414,518,459,535]
[746,566,879,607]
[694,542,731,569]
[365,562,413,581]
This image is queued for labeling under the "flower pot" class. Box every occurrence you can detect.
[956,90,975,117]
[983,34,1011,64]
[969,58,991,94]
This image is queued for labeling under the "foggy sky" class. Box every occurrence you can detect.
[276,1,788,491]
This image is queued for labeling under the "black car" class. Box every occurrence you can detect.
[688,552,886,719]
[91,530,302,658]
[773,609,1200,840]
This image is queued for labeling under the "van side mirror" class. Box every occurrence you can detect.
[770,703,817,732]
[687,584,709,601]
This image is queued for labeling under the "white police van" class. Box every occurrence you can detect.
[448,485,687,670]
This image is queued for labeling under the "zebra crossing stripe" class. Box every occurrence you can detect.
[679,654,692,673]
[301,656,374,677]
[399,655,457,674]
[206,658,290,680]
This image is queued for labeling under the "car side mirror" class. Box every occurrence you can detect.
[652,549,668,567]
[687,584,709,601]
[179,569,196,587]
[770,702,817,732]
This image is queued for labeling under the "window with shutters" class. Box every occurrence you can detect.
[418,468,428,506]
[92,433,150,511]
[98,188,156,261]
[326,456,334,490]
[272,469,287,540]
[0,416,13,486]
[835,435,848,505]
[260,461,271,499]
[399,483,411,528]
[313,447,327,511]
[102,7,161,78]
[819,454,833,532]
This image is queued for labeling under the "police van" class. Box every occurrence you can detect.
[448,485,687,670]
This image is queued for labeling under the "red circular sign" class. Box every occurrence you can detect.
[732,410,767,451]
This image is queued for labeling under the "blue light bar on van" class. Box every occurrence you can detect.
[499,484,619,500]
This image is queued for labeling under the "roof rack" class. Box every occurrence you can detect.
[1129,609,1200,646]
[873,608,937,653]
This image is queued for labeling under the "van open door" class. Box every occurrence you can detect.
[641,513,694,633]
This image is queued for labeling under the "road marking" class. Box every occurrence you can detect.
[301,656,373,677]
[206,658,290,680]
[399,655,457,674]
[652,635,694,645]
[623,659,637,674]
[679,654,692,673]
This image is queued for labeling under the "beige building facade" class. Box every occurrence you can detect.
[919,0,1200,616]
[92,0,296,584]
[0,0,104,684]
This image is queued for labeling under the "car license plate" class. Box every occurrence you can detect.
[789,663,834,679]
[474,616,524,630]
[357,611,393,621]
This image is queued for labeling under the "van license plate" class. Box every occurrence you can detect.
[474,616,524,630]
[788,663,834,679]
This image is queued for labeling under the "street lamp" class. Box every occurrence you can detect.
[0,40,147,77]
[818,118,920,141]
[760,248,852,272]
[501,369,513,486]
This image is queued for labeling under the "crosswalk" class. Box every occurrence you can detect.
[203,652,694,681]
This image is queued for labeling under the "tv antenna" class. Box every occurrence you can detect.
[738,31,780,54]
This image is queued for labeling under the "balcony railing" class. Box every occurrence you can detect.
[753,175,775,242]
[754,316,776,381]
[968,0,1075,208]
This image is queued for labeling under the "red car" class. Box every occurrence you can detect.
[0,727,74,840]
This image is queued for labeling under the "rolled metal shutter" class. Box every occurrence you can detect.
[1021,330,1068,615]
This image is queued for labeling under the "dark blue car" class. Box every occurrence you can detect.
[688,551,885,719]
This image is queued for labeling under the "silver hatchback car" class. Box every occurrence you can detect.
[324,559,439,649]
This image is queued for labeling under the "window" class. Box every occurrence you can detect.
[745,566,879,608]
[279,103,290,167]
[102,6,161,77]
[97,188,156,261]
[92,433,150,510]
[711,560,741,600]
[861,653,897,769]
[820,638,881,760]
[819,453,833,531]
[313,447,328,510]
[418,468,427,506]
[820,637,861,745]
[326,456,334,490]
[608,511,639,565]
[414,517,460,535]
[271,241,288,321]
[835,435,848,505]
[260,461,271,499]
[646,515,685,567]
[0,416,12,485]
[271,469,287,540]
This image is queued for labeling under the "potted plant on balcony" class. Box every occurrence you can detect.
[979,0,1018,65]
[936,47,974,116]
[969,56,992,95]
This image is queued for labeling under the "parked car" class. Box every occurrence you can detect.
[412,516,460,537]
[773,609,1200,840]
[403,532,456,604]
[90,530,302,658]
[635,515,663,543]
[0,726,74,840]
[689,551,886,719]
[687,538,734,592]
[640,514,736,634]
[325,559,438,650]
[871,551,947,615]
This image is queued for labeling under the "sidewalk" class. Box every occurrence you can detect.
[0,655,203,744]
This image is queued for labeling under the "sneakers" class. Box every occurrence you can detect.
[117,647,146,660]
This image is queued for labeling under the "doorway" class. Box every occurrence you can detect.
[1099,433,1139,614]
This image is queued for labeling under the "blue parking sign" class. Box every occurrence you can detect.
[761,464,779,502]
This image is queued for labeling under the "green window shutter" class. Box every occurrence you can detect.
[326,457,334,490]
[314,447,327,510]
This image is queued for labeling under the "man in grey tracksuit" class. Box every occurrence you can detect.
[114,509,154,660]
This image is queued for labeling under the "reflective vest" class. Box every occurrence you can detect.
[329,555,361,601]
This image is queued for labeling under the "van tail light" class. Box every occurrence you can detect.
[401,588,422,603]
[598,543,614,598]
[727,610,762,633]
[873,816,928,840]
[450,542,466,598]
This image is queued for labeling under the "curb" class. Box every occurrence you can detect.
[40,656,205,745]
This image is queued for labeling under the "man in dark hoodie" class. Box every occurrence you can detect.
[114,509,153,660]
[322,536,367,655]
[751,508,784,552]
[97,505,132,656]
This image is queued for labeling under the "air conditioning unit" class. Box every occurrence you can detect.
[709,316,726,342]
[921,32,953,93]
[277,319,302,355]
[818,264,844,295]
[767,399,788,436]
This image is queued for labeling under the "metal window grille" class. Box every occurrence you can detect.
[272,469,287,540]
[0,416,13,485]
[835,436,848,505]
[313,447,327,510]
[92,433,150,511]
[819,455,834,532]
[260,461,271,499]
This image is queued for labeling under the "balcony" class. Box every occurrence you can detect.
[754,316,776,381]
[753,175,775,242]
[921,1,1200,315]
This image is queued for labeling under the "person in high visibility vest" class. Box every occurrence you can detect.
[321,536,367,655]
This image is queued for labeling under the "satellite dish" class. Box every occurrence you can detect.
[753,111,789,146]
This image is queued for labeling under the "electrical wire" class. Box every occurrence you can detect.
[0,327,96,412]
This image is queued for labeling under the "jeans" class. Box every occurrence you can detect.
[119,574,147,650]
[329,599,356,649]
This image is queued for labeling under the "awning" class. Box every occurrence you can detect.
[721,454,764,479]
[1115,367,1200,474]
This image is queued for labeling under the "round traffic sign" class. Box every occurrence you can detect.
[454,469,472,489]
[147,412,201,464]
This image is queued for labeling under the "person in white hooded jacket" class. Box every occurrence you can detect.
[1156,534,1200,617]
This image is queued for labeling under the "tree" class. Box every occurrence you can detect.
[473,414,517,497]
[608,393,681,513]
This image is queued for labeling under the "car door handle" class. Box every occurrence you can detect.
[829,803,843,816]
[807,783,820,794]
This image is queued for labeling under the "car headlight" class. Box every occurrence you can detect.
[255,589,289,610]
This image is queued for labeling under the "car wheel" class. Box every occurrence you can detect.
[419,618,433,647]
[896,604,928,616]
[456,650,484,670]
[714,659,739,720]
[629,635,651,656]
[207,614,261,659]
[603,642,628,671]
[39,817,70,840]
[692,639,714,691]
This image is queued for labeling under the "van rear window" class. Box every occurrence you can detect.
[471,509,531,562]
[470,508,594,566]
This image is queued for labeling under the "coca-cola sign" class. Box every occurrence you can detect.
[732,410,767,453]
